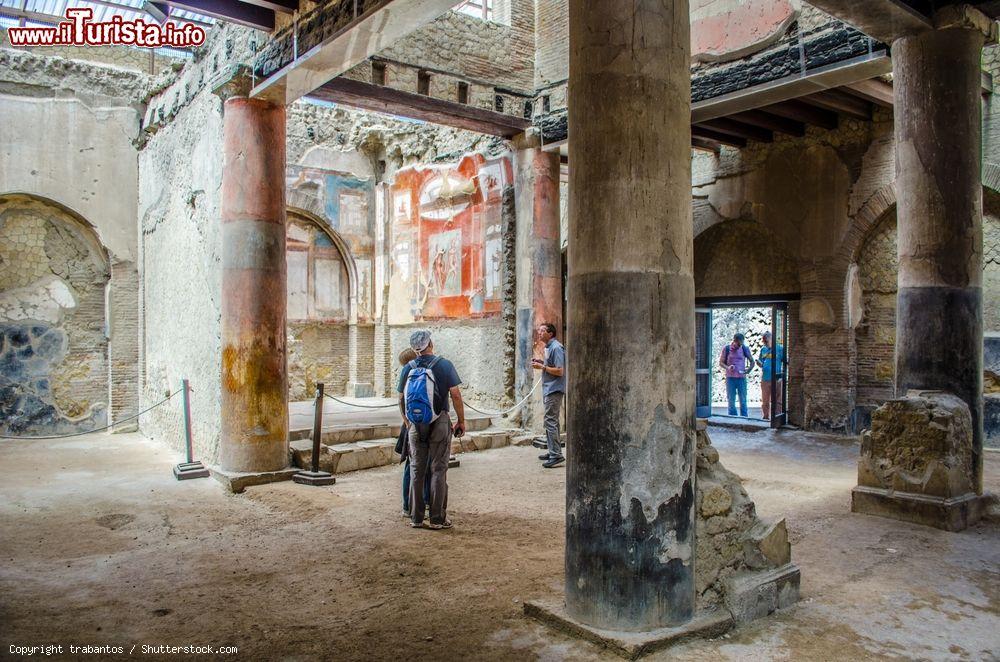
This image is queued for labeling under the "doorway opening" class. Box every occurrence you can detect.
[696,298,791,429]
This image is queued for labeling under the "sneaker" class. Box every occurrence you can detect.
[543,455,565,469]
[402,509,411,518]
[427,520,453,530]
[538,453,551,460]
[410,521,424,528]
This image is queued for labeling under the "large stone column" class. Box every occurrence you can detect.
[853,8,990,530]
[217,81,290,476]
[565,0,696,630]
[513,133,562,427]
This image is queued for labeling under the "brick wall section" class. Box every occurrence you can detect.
[534,0,567,90]
[108,259,140,429]
[855,211,897,408]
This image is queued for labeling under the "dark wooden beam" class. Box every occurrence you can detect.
[697,118,773,143]
[801,89,873,121]
[240,0,297,13]
[309,77,532,138]
[160,0,273,29]
[841,78,894,107]
[692,136,722,154]
[729,109,806,137]
[760,99,839,130]
[691,126,747,149]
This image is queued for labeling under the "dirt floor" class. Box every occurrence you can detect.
[1,427,998,661]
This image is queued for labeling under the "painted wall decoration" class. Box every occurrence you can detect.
[286,213,350,323]
[691,0,799,63]
[287,165,375,322]
[388,154,512,325]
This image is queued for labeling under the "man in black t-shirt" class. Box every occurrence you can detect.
[397,330,466,530]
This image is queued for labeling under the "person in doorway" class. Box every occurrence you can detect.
[756,331,784,421]
[719,332,754,417]
[532,322,566,469]
[398,330,466,530]
[396,347,430,518]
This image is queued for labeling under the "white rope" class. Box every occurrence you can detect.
[462,379,542,418]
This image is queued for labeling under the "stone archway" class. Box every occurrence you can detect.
[285,207,362,400]
[0,194,111,435]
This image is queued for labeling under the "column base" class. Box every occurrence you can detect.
[210,466,298,494]
[291,470,336,486]
[523,600,732,660]
[851,486,988,532]
[173,461,210,481]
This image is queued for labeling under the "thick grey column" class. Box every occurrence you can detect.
[893,15,986,488]
[565,0,696,631]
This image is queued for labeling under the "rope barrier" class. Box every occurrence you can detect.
[323,379,544,419]
[0,391,180,440]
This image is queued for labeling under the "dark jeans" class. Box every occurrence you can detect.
[402,455,431,513]
[408,414,452,525]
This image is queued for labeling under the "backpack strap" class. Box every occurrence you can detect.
[428,356,443,369]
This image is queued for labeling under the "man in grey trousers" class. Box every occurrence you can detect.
[532,322,566,468]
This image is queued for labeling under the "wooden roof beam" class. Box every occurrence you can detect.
[729,109,806,137]
[691,126,747,149]
[696,118,774,143]
[801,89,873,121]
[758,100,840,130]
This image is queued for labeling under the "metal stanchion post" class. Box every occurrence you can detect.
[173,379,210,480]
[293,383,336,486]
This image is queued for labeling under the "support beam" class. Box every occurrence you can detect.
[801,89,873,121]
[729,109,806,136]
[842,78,894,107]
[251,0,458,105]
[692,51,890,124]
[160,0,273,30]
[692,126,747,148]
[691,137,722,153]
[803,0,932,44]
[566,0,696,632]
[760,99,839,130]
[696,118,773,143]
[307,77,531,138]
[239,0,296,12]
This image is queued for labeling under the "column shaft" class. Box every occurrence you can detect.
[219,97,289,474]
[565,0,695,630]
[514,143,562,423]
[893,25,985,488]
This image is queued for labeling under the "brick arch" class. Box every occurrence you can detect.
[286,205,359,314]
[846,184,897,264]
[0,192,110,270]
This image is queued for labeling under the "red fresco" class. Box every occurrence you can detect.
[390,154,512,321]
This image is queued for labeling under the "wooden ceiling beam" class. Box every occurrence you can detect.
[760,99,840,130]
[697,118,774,143]
[729,109,806,137]
[801,89,873,121]
[691,126,747,148]
[841,78,894,107]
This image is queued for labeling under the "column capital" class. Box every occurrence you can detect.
[933,4,997,43]
[210,64,256,101]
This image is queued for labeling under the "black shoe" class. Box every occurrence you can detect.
[543,455,565,469]
[539,453,551,460]
[531,438,547,449]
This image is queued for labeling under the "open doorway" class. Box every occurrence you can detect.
[696,300,789,428]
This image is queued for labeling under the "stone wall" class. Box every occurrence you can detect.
[0,196,110,435]
[0,50,144,436]
[1,30,186,75]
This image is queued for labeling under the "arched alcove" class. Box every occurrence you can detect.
[0,193,111,435]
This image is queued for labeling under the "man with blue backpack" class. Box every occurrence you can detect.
[397,330,466,530]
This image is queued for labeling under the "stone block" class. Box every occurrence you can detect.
[345,382,375,397]
[724,564,800,625]
[289,438,340,474]
[857,390,976,498]
[209,467,298,494]
[742,518,790,570]
[700,484,733,517]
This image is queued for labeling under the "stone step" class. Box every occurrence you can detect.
[289,427,520,475]
[288,415,493,445]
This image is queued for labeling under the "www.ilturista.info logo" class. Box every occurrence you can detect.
[7,7,206,48]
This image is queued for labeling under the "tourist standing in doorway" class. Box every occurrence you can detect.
[757,331,784,420]
[398,330,466,530]
[532,322,566,469]
[397,347,430,518]
[720,332,753,417]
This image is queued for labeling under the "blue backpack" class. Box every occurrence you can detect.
[404,356,442,424]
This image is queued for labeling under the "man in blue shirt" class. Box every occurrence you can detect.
[397,330,466,529]
[756,331,784,420]
[532,322,566,469]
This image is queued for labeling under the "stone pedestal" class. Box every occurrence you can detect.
[852,391,986,531]
[513,134,561,431]
[563,0,696,631]
[217,88,290,475]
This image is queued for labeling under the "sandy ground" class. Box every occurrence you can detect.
[1,427,998,661]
